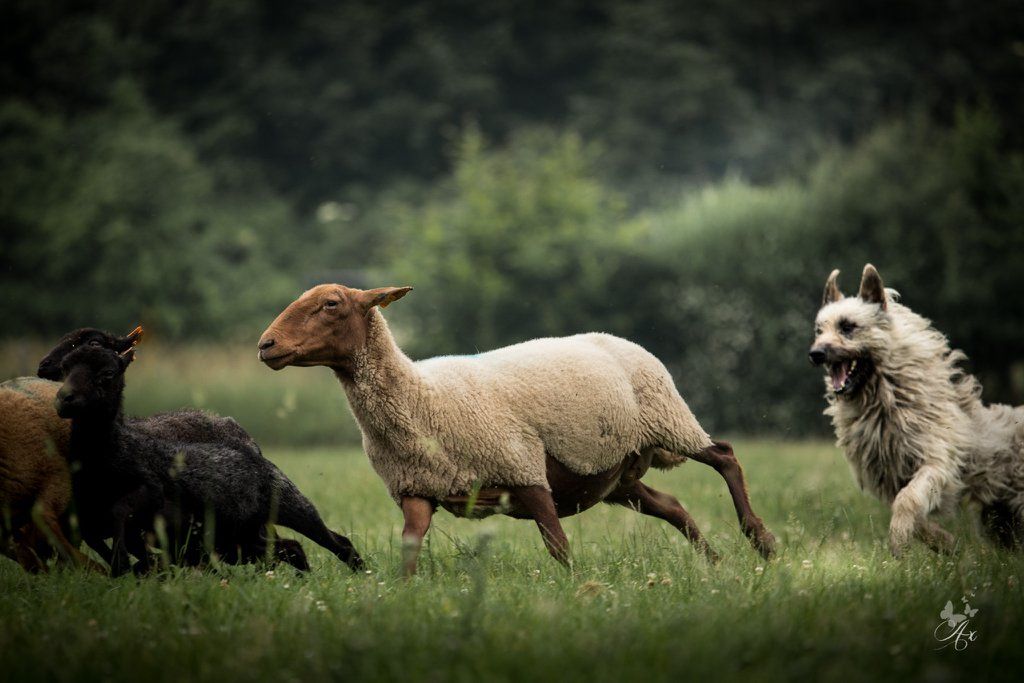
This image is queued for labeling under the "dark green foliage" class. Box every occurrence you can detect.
[1,1,1022,436]
[387,111,1024,436]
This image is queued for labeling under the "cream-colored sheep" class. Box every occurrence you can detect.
[259,284,775,573]
[348,322,712,501]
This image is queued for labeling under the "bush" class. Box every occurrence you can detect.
[378,112,1024,438]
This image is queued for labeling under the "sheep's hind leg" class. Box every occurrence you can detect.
[607,482,719,562]
[510,486,571,567]
[683,440,775,559]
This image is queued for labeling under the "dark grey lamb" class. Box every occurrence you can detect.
[55,344,362,575]
[39,327,255,451]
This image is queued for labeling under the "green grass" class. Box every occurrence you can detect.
[2,441,1022,682]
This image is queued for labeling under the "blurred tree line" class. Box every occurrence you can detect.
[1,0,1022,435]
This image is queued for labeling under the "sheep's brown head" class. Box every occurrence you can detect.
[258,284,412,371]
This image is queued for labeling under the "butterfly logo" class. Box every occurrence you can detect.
[935,595,980,651]
[940,601,966,627]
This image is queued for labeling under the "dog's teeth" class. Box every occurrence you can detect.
[851,359,857,370]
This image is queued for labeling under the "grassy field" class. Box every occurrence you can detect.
[1,441,1022,682]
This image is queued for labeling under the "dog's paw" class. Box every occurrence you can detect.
[888,516,915,558]
[919,523,957,555]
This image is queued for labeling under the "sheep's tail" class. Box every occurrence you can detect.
[272,472,364,571]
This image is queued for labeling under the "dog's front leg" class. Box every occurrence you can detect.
[916,520,956,554]
[889,464,955,557]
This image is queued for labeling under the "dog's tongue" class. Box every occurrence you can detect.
[830,362,850,392]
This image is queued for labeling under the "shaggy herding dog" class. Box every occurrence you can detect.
[809,264,1024,556]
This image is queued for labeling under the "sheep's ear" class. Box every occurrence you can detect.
[126,326,144,346]
[359,286,413,311]
[858,264,887,310]
[822,269,843,307]
[118,347,136,367]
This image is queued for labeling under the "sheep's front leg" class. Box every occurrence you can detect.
[889,464,955,557]
[511,486,571,567]
[109,486,157,576]
[400,496,435,577]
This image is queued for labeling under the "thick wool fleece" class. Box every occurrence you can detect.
[340,310,713,502]
[0,378,71,526]
[821,293,1024,521]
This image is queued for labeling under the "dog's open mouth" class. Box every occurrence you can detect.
[829,356,871,395]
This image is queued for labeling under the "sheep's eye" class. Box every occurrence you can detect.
[323,300,338,310]
[839,320,856,336]
[100,371,115,381]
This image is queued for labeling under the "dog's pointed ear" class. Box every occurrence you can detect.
[858,264,887,310]
[822,269,843,307]
[358,286,413,312]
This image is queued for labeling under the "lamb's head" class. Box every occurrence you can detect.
[38,326,142,380]
[55,345,134,419]
[809,264,894,398]
[258,284,412,371]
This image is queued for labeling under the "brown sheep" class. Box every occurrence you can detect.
[0,377,102,571]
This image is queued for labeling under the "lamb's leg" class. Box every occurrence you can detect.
[33,505,106,573]
[239,525,311,571]
[272,537,310,571]
[109,487,156,576]
[10,526,47,572]
[607,482,720,562]
[684,440,775,559]
[275,484,364,570]
[400,496,435,577]
[510,486,571,567]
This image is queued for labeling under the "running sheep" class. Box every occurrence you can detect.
[55,344,363,575]
[258,283,776,575]
[0,376,100,571]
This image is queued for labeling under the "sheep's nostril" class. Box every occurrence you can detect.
[808,349,827,366]
[258,338,276,351]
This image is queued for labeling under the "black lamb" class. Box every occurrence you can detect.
[39,327,256,451]
[56,344,362,575]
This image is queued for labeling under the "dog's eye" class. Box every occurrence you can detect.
[839,320,857,336]
[89,340,102,347]
[324,300,338,310]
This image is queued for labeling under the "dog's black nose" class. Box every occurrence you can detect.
[258,338,275,351]
[808,348,827,366]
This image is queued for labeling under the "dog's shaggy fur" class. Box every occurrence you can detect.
[810,264,1024,555]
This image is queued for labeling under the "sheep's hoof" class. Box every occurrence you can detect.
[754,529,776,560]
